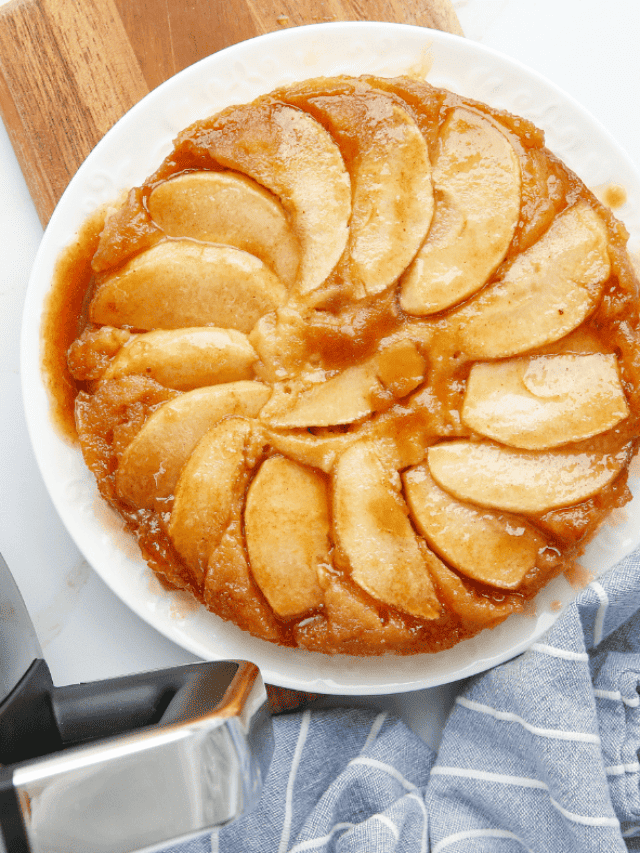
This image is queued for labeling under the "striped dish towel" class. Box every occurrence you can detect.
[165,543,640,853]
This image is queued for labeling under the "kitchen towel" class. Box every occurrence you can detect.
[165,542,640,852]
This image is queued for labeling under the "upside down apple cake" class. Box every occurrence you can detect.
[48,75,640,655]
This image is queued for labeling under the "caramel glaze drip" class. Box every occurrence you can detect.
[41,75,640,655]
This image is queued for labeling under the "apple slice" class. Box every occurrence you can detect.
[204,513,282,641]
[332,440,441,619]
[116,381,270,508]
[263,365,380,429]
[427,439,631,514]
[103,327,258,390]
[400,107,521,315]
[374,337,430,398]
[316,566,414,646]
[176,103,351,294]
[425,553,524,626]
[462,354,629,449]
[307,91,433,295]
[168,417,256,584]
[403,464,545,588]
[147,171,300,286]
[265,429,358,473]
[263,339,427,428]
[245,456,328,618]
[90,241,287,332]
[265,379,441,473]
[442,202,611,358]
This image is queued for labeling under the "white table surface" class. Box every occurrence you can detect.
[1,0,639,751]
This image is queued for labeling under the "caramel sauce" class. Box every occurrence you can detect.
[564,563,596,590]
[40,74,640,655]
[592,182,628,211]
[303,294,403,370]
[41,207,106,443]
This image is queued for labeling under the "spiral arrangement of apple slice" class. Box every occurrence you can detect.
[70,75,640,655]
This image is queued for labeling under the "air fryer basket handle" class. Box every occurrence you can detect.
[0,660,265,853]
[51,660,239,746]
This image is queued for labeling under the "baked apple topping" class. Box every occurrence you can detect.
[54,75,640,655]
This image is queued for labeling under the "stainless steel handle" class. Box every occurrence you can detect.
[3,661,272,853]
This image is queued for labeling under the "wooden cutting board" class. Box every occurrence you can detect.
[0,0,462,226]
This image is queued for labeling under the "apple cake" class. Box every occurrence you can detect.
[53,75,640,655]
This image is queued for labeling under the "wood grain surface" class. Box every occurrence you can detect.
[0,0,462,225]
[114,0,462,92]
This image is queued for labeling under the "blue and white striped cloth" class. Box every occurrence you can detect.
[166,544,640,852]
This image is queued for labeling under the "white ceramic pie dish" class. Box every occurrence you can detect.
[21,22,640,694]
